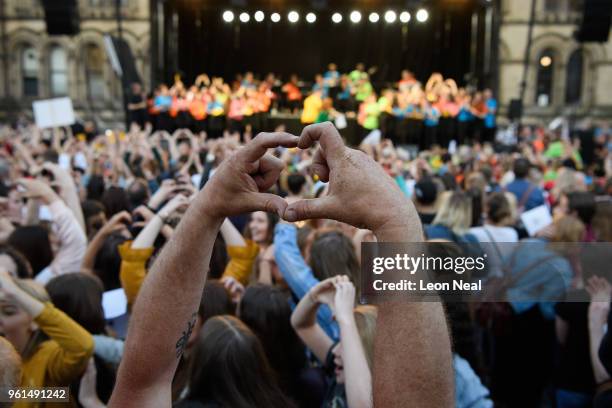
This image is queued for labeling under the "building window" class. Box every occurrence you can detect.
[85,44,106,100]
[21,46,39,97]
[535,49,555,107]
[49,46,68,96]
[544,0,561,12]
[565,49,583,104]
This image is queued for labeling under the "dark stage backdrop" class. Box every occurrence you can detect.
[159,0,489,87]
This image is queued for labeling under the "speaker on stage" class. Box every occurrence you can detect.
[103,36,142,86]
[41,0,80,36]
[574,0,612,43]
[508,99,523,121]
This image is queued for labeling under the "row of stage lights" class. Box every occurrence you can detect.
[222,9,430,24]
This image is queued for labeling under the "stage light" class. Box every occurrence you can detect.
[222,10,234,23]
[239,12,250,23]
[369,12,379,23]
[416,9,429,22]
[288,11,299,23]
[254,11,264,22]
[400,11,411,23]
[384,10,397,23]
[540,56,552,67]
[271,12,281,22]
[350,11,362,23]
[306,12,316,23]
[332,12,342,23]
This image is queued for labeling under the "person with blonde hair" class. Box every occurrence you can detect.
[425,191,478,243]
[0,336,21,389]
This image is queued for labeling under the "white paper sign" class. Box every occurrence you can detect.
[520,205,553,237]
[102,288,128,320]
[32,97,75,129]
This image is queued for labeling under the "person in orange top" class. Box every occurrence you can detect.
[282,74,303,114]
[0,270,94,408]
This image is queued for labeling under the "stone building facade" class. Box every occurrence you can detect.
[0,0,150,127]
[498,0,612,124]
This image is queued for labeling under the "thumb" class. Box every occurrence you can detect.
[283,196,337,222]
[248,192,288,218]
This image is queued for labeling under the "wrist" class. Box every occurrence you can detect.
[336,312,356,327]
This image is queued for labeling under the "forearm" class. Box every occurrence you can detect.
[8,285,45,317]
[111,192,222,399]
[339,318,372,408]
[132,215,164,249]
[590,322,611,384]
[220,218,246,247]
[291,292,320,330]
[82,233,107,273]
[373,207,453,407]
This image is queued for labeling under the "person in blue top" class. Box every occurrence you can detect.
[483,89,497,144]
[504,157,545,212]
[323,63,340,88]
[312,74,329,98]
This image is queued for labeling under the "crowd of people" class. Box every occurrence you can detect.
[131,64,498,149]
[0,102,610,408]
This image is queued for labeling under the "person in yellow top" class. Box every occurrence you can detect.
[0,270,94,408]
[300,90,323,124]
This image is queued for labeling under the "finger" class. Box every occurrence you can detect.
[238,132,299,163]
[253,154,285,192]
[283,196,338,222]
[246,192,288,218]
[298,122,345,164]
[311,148,330,182]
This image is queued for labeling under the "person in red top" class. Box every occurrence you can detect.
[282,74,302,114]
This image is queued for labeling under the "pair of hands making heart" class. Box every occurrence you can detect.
[199,122,419,240]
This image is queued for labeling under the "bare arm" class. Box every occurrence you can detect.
[109,132,298,408]
[334,278,372,408]
[284,122,454,407]
[290,278,336,362]
[82,212,131,274]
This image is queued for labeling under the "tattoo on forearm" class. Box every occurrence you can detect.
[175,312,197,359]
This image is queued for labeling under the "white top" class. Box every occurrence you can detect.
[469,225,518,278]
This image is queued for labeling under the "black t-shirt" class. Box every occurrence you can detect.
[555,292,596,393]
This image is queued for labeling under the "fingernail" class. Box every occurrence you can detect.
[285,208,296,222]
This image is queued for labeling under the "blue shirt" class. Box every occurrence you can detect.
[273,223,339,341]
[484,98,497,128]
[505,238,573,319]
[454,354,493,408]
[458,106,473,122]
[505,179,545,211]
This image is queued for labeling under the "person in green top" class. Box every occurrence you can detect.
[355,74,373,103]
[361,94,380,131]
[316,97,338,123]
[348,62,365,83]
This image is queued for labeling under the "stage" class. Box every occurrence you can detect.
[150,0,498,91]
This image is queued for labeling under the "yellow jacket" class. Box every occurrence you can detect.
[118,241,154,308]
[17,303,94,408]
[221,240,259,285]
[119,240,257,302]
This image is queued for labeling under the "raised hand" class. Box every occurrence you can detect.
[283,122,421,240]
[333,276,356,325]
[99,211,132,237]
[308,277,337,307]
[198,132,299,218]
[17,178,58,204]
